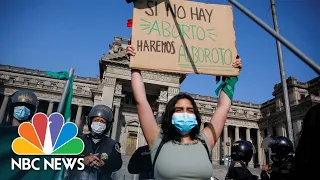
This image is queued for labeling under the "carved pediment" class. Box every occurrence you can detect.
[101,52,130,65]
[102,36,131,64]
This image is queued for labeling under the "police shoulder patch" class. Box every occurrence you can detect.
[101,153,108,160]
[115,143,121,153]
[234,162,242,167]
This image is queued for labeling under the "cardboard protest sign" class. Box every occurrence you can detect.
[130,0,239,76]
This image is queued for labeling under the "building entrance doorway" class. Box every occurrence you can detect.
[126,132,137,156]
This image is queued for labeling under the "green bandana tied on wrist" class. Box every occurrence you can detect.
[215,76,238,101]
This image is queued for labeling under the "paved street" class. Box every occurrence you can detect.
[113,156,262,180]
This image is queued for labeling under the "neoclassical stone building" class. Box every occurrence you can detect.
[0,37,319,168]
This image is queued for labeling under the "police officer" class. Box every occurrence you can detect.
[7,89,38,126]
[225,140,258,180]
[127,116,162,180]
[260,136,294,180]
[65,104,123,180]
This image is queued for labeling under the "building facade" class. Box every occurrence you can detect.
[0,36,319,168]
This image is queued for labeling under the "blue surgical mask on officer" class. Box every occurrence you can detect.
[172,112,198,135]
[13,106,31,121]
[91,122,106,134]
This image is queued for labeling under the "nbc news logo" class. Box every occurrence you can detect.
[11,113,85,171]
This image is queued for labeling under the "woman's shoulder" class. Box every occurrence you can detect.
[149,130,164,152]
[198,131,208,141]
[198,132,212,154]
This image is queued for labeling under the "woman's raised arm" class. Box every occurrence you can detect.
[127,45,160,147]
[203,57,242,149]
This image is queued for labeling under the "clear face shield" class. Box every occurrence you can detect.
[261,136,276,164]
[261,136,291,163]
[261,136,276,150]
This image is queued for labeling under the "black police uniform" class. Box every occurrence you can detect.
[66,134,122,180]
[225,140,258,180]
[260,156,294,180]
[225,160,258,180]
[127,116,163,180]
[260,136,294,180]
[128,145,154,180]
[65,104,123,180]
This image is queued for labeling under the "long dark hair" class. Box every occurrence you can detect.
[160,93,202,143]
[291,104,320,179]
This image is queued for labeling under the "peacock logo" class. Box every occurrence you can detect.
[12,112,84,155]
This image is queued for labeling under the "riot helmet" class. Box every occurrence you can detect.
[231,140,254,163]
[88,104,114,134]
[270,136,294,156]
[262,136,294,156]
[262,136,294,163]
[9,90,38,122]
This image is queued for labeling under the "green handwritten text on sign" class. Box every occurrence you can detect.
[130,0,239,76]
[140,19,217,42]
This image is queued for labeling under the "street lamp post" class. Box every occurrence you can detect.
[270,0,294,145]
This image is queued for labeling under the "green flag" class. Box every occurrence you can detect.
[45,71,74,180]
[45,71,73,122]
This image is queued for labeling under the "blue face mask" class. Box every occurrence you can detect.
[172,112,198,135]
[13,106,31,121]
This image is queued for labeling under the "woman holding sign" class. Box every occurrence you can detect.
[126,45,242,180]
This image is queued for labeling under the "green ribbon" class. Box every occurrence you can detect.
[215,76,238,101]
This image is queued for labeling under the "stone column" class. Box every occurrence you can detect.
[157,88,168,117]
[158,89,168,102]
[75,105,83,127]
[235,126,240,141]
[111,105,120,141]
[111,82,123,142]
[119,125,127,154]
[213,137,221,165]
[246,128,254,168]
[0,95,9,123]
[277,123,287,136]
[101,77,116,107]
[257,129,263,168]
[157,102,166,117]
[246,128,251,141]
[223,125,229,166]
[47,101,54,115]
